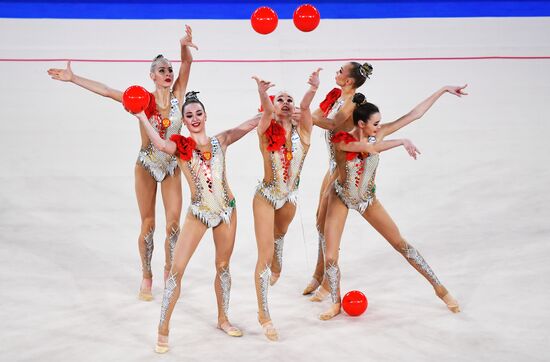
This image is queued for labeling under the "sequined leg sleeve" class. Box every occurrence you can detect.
[401,242,442,286]
[258,265,272,318]
[218,267,231,318]
[168,226,180,265]
[325,263,341,304]
[159,271,178,329]
[273,236,285,272]
[319,232,326,256]
[143,228,154,277]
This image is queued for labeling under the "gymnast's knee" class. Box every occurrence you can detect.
[166,222,180,236]
[140,218,155,236]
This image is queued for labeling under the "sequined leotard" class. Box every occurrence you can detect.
[328,132,447,293]
[332,132,379,213]
[171,135,235,228]
[256,120,309,210]
[325,98,345,175]
[137,92,183,182]
[319,88,345,175]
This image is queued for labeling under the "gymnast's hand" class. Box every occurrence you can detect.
[402,139,421,160]
[133,110,148,121]
[291,108,302,122]
[47,60,74,82]
[445,84,468,97]
[308,68,322,90]
[180,24,198,50]
[252,76,275,94]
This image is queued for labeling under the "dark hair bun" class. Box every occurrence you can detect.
[353,93,366,105]
[185,91,201,102]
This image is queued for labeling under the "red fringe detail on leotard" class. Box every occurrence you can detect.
[169,134,196,161]
[331,131,360,161]
[264,119,287,152]
[319,88,342,116]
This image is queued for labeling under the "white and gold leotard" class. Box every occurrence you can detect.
[137,92,183,182]
[171,135,235,227]
[256,120,309,210]
[325,97,345,175]
[333,133,378,213]
[318,88,345,175]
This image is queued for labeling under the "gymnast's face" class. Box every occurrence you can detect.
[360,112,381,137]
[183,103,206,133]
[335,63,353,87]
[150,61,174,87]
[273,92,294,117]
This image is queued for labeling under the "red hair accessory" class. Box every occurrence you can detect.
[258,95,276,112]
[319,88,342,116]
[331,131,360,160]
[169,134,196,161]
[264,119,286,151]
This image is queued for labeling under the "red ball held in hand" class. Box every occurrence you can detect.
[122,85,151,114]
[293,4,320,32]
[342,290,368,316]
[251,6,278,35]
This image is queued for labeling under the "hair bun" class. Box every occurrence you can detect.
[150,54,170,73]
[361,63,373,79]
[352,93,366,105]
[185,91,201,102]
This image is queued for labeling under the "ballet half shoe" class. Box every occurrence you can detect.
[302,278,320,295]
[260,321,279,341]
[319,303,341,321]
[440,293,461,313]
[139,279,153,301]
[138,290,153,301]
[309,286,329,302]
[218,322,243,337]
[155,335,169,354]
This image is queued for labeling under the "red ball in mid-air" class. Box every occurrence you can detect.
[293,4,320,32]
[122,85,150,114]
[342,290,368,316]
[251,6,278,35]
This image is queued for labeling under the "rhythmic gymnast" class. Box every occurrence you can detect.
[134,91,261,352]
[251,69,320,340]
[302,62,374,301]
[47,25,198,301]
[319,85,467,320]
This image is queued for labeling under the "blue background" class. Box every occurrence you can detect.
[1,0,550,19]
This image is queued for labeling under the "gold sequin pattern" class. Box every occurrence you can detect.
[185,137,234,228]
[137,93,182,182]
[256,125,308,210]
[334,137,379,213]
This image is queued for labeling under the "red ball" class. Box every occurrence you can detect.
[293,4,320,32]
[342,290,368,316]
[122,85,151,114]
[251,6,278,35]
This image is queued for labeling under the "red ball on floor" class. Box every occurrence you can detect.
[342,290,368,316]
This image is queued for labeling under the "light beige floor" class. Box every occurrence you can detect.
[1,17,549,361]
